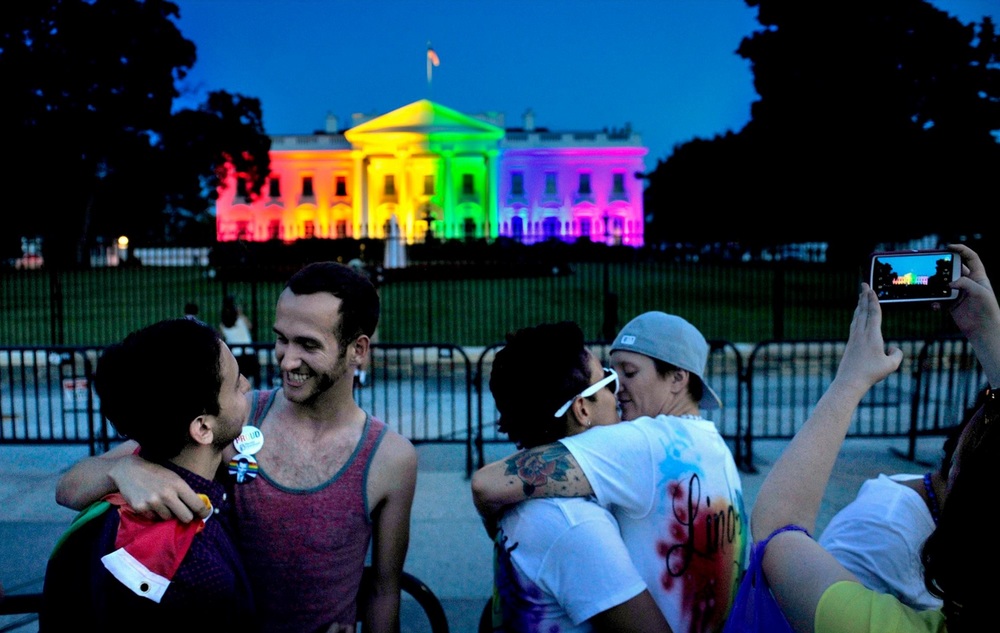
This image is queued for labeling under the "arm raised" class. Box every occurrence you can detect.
[753,284,902,632]
[949,243,1000,388]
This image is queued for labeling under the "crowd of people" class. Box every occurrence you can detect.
[33,243,996,633]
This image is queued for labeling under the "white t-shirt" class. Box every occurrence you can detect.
[818,473,942,611]
[221,316,252,353]
[559,414,749,633]
[496,497,646,632]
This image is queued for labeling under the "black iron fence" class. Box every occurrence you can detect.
[2,337,985,476]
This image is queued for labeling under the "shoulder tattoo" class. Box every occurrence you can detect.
[503,443,572,497]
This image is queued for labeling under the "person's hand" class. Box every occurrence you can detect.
[948,243,999,338]
[834,283,903,396]
[108,454,210,522]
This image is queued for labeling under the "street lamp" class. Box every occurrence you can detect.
[116,235,129,266]
[601,213,617,341]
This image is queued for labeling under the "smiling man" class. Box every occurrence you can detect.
[57,262,418,633]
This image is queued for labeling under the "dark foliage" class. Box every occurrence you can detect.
[0,0,270,266]
[644,0,1000,257]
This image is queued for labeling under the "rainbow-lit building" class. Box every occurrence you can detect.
[215,100,647,247]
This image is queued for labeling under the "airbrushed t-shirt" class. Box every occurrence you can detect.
[559,414,749,633]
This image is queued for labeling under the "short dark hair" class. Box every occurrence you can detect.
[490,321,592,449]
[285,261,379,348]
[95,318,223,462]
[651,357,705,404]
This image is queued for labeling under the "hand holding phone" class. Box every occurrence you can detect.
[869,250,960,304]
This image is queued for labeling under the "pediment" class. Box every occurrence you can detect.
[345,100,504,145]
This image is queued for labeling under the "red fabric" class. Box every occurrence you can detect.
[105,492,208,580]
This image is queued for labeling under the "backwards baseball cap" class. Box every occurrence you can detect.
[610,311,722,410]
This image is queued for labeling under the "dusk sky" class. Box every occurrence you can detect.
[171,0,999,166]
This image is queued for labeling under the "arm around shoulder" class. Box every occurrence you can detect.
[55,439,207,522]
[470,442,592,522]
[55,440,139,510]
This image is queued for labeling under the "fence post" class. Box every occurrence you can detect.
[772,264,785,340]
[48,268,65,346]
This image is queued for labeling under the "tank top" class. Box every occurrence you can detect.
[233,389,387,633]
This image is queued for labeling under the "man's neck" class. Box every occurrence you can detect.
[280,383,362,430]
[171,447,223,481]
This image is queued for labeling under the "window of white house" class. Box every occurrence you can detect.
[511,216,524,238]
[511,172,524,195]
[236,221,249,240]
[335,176,347,197]
[578,173,592,195]
[463,217,477,239]
[612,173,625,194]
[303,221,315,239]
[302,176,314,197]
[268,220,280,240]
[335,220,348,238]
[268,178,281,198]
[542,217,560,238]
[462,174,475,195]
[424,175,435,195]
[579,219,591,237]
[384,175,396,196]
[544,172,557,195]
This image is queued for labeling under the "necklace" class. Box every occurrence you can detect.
[923,472,941,526]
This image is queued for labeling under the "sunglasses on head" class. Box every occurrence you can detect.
[554,367,620,418]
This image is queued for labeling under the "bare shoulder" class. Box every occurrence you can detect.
[375,429,417,472]
[368,429,417,503]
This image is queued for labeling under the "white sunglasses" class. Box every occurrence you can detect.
[554,367,620,417]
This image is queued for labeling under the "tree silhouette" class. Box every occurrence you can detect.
[1,0,270,266]
[644,0,1000,259]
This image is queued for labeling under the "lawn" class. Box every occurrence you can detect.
[0,260,958,348]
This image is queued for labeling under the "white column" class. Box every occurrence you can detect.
[486,149,499,238]
[352,150,366,238]
[442,149,454,237]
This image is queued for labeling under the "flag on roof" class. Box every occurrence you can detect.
[427,42,440,84]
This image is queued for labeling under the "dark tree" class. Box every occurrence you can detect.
[645,0,1000,258]
[0,0,270,266]
[157,91,271,245]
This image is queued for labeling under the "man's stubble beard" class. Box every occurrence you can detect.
[289,352,351,408]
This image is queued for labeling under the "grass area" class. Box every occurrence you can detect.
[0,261,959,348]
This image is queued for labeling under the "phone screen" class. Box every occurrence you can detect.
[870,251,959,303]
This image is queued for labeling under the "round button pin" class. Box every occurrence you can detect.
[228,453,258,483]
[233,425,264,455]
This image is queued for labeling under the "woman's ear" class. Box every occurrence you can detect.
[670,369,690,395]
[571,398,594,430]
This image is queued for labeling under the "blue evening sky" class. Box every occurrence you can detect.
[171,0,999,165]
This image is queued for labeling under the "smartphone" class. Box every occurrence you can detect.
[869,250,960,304]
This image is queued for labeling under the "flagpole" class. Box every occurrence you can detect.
[426,41,439,97]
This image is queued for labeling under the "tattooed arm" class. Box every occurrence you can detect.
[470,442,594,524]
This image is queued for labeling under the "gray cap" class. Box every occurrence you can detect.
[610,311,722,410]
